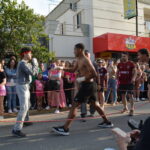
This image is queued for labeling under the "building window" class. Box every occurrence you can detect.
[74,12,82,29]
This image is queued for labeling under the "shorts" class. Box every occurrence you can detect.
[74,82,97,103]
[0,85,6,96]
[119,84,134,95]
[47,80,60,92]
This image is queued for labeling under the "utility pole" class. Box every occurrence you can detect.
[136,0,138,36]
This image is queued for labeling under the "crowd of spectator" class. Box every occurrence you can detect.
[0,51,150,118]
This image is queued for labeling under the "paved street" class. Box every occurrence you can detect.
[0,101,150,150]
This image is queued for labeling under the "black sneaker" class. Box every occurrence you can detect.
[98,121,114,128]
[12,130,26,138]
[52,126,70,136]
[23,122,33,127]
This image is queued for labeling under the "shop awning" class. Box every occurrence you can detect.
[93,33,150,53]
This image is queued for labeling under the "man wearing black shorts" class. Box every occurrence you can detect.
[117,52,136,116]
[52,43,113,136]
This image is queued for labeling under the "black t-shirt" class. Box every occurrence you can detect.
[0,71,6,84]
[134,117,150,150]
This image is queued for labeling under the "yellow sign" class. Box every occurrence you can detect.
[125,37,136,49]
[123,0,137,19]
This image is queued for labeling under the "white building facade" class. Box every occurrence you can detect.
[45,0,150,59]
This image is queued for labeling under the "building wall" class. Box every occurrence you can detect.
[92,0,150,37]
[46,0,95,59]
[45,0,150,59]
[49,34,91,59]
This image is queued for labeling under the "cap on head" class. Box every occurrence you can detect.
[20,47,32,56]
[96,59,103,63]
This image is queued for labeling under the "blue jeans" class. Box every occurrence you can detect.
[13,84,30,131]
[6,86,17,110]
[105,78,117,103]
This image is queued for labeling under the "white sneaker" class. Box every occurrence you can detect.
[136,98,140,102]
[68,104,72,108]
[45,106,50,110]
[54,109,60,114]
[8,109,12,113]
[13,108,18,113]
[141,98,146,101]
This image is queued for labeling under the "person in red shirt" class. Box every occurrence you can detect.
[117,52,136,116]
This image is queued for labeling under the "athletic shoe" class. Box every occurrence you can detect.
[98,121,114,128]
[54,109,60,114]
[23,122,33,127]
[45,106,50,110]
[141,98,146,101]
[8,109,12,113]
[13,108,18,113]
[129,110,134,116]
[52,126,70,136]
[68,104,72,108]
[12,130,26,137]
[136,98,140,102]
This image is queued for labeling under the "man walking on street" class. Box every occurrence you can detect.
[52,43,113,136]
[12,47,39,137]
[117,52,136,116]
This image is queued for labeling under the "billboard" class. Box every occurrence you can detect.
[123,0,137,19]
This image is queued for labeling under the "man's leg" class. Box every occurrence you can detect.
[52,101,80,135]
[121,93,128,113]
[13,85,30,131]
[128,93,134,116]
[90,101,108,122]
[64,101,80,129]
[89,103,95,116]
[80,102,87,118]
[90,100,113,128]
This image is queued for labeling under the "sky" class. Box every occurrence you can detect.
[17,0,62,16]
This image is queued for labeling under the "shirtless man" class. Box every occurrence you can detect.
[52,43,113,136]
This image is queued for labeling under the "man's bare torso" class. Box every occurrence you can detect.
[76,56,97,82]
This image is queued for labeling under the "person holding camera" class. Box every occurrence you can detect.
[12,47,39,137]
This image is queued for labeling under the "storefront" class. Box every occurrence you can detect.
[93,33,150,60]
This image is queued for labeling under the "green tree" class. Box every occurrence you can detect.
[0,0,55,62]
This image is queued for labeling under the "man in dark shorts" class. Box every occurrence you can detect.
[80,50,96,120]
[117,52,136,116]
[52,43,113,136]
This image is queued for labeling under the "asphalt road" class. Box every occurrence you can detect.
[0,101,150,150]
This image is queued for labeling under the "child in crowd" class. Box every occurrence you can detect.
[35,73,45,110]
[0,61,6,119]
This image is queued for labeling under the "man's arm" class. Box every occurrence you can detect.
[63,61,78,73]
[21,61,39,76]
[131,66,137,83]
[84,58,97,80]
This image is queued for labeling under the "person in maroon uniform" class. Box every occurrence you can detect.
[117,52,137,116]
[97,59,108,109]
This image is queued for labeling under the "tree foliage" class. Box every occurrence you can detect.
[0,0,55,62]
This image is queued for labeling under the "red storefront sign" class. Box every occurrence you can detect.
[93,33,150,54]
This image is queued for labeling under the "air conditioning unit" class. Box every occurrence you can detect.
[70,3,77,11]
